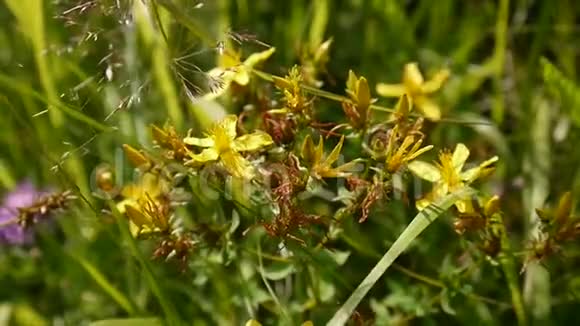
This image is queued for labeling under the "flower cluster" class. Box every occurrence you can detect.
[108,54,483,262]
[95,47,552,325]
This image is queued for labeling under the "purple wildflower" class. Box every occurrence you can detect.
[0,182,47,245]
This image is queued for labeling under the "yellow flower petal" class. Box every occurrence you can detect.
[415,97,441,121]
[484,195,501,217]
[403,62,425,89]
[408,160,441,182]
[346,70,358,94]
[356,77,371,110]
[219,48,242,68]
[315,136,325,164]
[221,150,252,178]
[301,134,316,164]
[555,192,572,224]
[452,143,470,171]
[243,47,276,68]
[461,156,498,182]
[123,144,151,168]
[376,83,406,97]
[232,68,250,86]
[432,182,449,199]
[227,47,275,86]
[393,94,412,119]
[125,204,151,228]
[334,160,359,174]
[416,197,432,211]
[421,69,450,94]
[455,199,471,213]
[407,144,434,161]
[480,155,499,168]
[233,131,273,152]
[321,136,345,167]
[190,148,219,162]
[116,198,136,214]
[218,115,238,140]
[120,184,140,200]
[151,124,169,145]
[183,136,214,147]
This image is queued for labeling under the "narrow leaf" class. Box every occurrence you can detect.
[327,187,475,326]
[71,254,137,316]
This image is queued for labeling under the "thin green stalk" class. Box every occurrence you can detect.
[251,68,492,126]
[327,187,474,326]
[491,0,509,123]
[309,0,329,51]
[5,0,64,127]
[523,95,552,322]
[70,253,138,316]
[494,214,528,326]
[134,0,183,129]
[155,0,214,46]
[109,202,181,326]
[256,240,291,323]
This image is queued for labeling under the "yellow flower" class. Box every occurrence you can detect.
[301,135,358,179]
[205,47,276,100]
[376,62,449,121]
[117,173,171,237]
[183,115,273,178]
[408,143,498,212]
[384,126,433,173]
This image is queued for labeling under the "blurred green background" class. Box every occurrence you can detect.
[1,0,579,325]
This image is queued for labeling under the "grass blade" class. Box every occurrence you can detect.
[4,0,64,127]
[108,202,181,326]
[0,74,113,132]
[327,187,475,326]
[70,254,138,316]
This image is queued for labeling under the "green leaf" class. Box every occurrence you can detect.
[263,261,296,281]
[541,57,580,125]
[325,249,351,266]
[327,187,475,326]
[309,0,329,51]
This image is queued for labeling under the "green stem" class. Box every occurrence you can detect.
[491,0,509,123]
[109,202,181,326]
[496,213,528,326]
